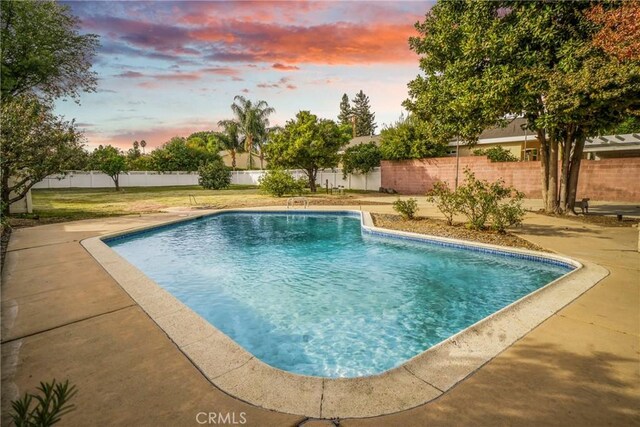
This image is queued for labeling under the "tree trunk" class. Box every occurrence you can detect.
[537,129,550,210]
[307,169,317,192]
[558,126,574,213]
[259,152,264,170]
[1,166,11,217]
[113,175,120,191]
[566,136,586,214]
[546,135,559,213]
[246,135,253,169]
[231,150,236,170]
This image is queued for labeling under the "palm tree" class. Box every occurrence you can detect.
[230,95,275,170]
[140,139,147,154]
[217,119,243,170]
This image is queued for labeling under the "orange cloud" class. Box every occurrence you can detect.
[273,63,300,71]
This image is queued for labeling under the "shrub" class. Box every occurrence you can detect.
[259,169,305,197]
[426,181,458,225]
[473,146,518,162]
[393,198,419,220]
[456,169,524,231]
[198,160,231,190]
[11,379,77,427]
[491,192,525,232]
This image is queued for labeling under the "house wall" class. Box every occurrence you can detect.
[455,140,542,160]
[381,157,640,202]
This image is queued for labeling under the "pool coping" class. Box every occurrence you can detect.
[81,208,609,419]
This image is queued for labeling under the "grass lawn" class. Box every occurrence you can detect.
[11,185,390,227]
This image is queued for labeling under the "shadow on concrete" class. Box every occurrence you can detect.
[343,341,639,426]
[517,223,611,240]
[589,203,640,217]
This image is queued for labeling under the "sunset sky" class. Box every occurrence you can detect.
[56,1,434,150]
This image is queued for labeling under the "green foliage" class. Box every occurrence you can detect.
[0,95,85,214]
[228,96,275,169]
[258,169,305,197]
[198,160,231,190]
[455,169,524,232]
[338,93,352,126]
[351,90,377,137]
[216,120,244,169]
[393,198,419,220]
[341,142,381,177]
[0,0,99,101]
[473,146,518,162]
[10,379,78,427]
[605,115,640,135]
[404,1,640,213]
[151,137,220,172]
[491,194,526,233]
[126,155,153,171]
[380,114,448,160]
[426,181,459,226]
[89,145,127,190]
[264,111,350,192]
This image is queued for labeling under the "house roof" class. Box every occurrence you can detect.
[343,135,381,150]
[478,118,530,139]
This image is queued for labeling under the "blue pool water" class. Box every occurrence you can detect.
[107,212,572,378]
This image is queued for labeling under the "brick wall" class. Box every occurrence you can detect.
[381,157,640,202]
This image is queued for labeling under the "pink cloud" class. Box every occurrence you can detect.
[273,63,300,71]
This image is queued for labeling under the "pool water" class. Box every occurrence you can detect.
[107,212,571,378]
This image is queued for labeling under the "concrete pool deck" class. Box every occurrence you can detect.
[1,206,639,425]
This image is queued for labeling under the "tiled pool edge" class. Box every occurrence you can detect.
[81,208,609,419]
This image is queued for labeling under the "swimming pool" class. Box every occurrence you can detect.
[106,211,573,378]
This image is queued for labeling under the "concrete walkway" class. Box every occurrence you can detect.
[1,208,638,426]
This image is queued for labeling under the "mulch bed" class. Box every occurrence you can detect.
[372,213,547,252]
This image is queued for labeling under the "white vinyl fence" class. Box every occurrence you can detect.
[33,168,382,191]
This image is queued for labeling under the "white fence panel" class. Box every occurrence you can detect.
[32,168,381,191]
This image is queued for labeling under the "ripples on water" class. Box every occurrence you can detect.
[109,213,571,378]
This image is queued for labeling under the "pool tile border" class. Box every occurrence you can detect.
[81,208,608,419]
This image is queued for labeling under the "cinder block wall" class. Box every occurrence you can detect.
[381,157,640,202]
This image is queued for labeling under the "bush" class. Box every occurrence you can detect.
[393,198,419,220]
[259,169,305,197]
[426,181,458,225]
[473,146,518,162]
[198,160,231,190]
[491,193,525,232]
[456,169,524,231]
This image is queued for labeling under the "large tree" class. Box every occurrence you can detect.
[351,90,377,137]
[1,95,85,214]
[216,120,244,170]
[379,114,448,160]
[265,111,350,192]
[229,96,275,169]
[338,93,352,127]
[1,0,99,101]
[89,145,127,191]
[151,137,220,172]
[405,1,640,214]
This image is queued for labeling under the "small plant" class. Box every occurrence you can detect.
[455,169,524,231]
[11,379,78,427]
[426,181,458,225]
[393,198,419,220]
[198,160,231,190]
[473,146,518,162]
[259,169,305,197]
[491,191,525,232]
